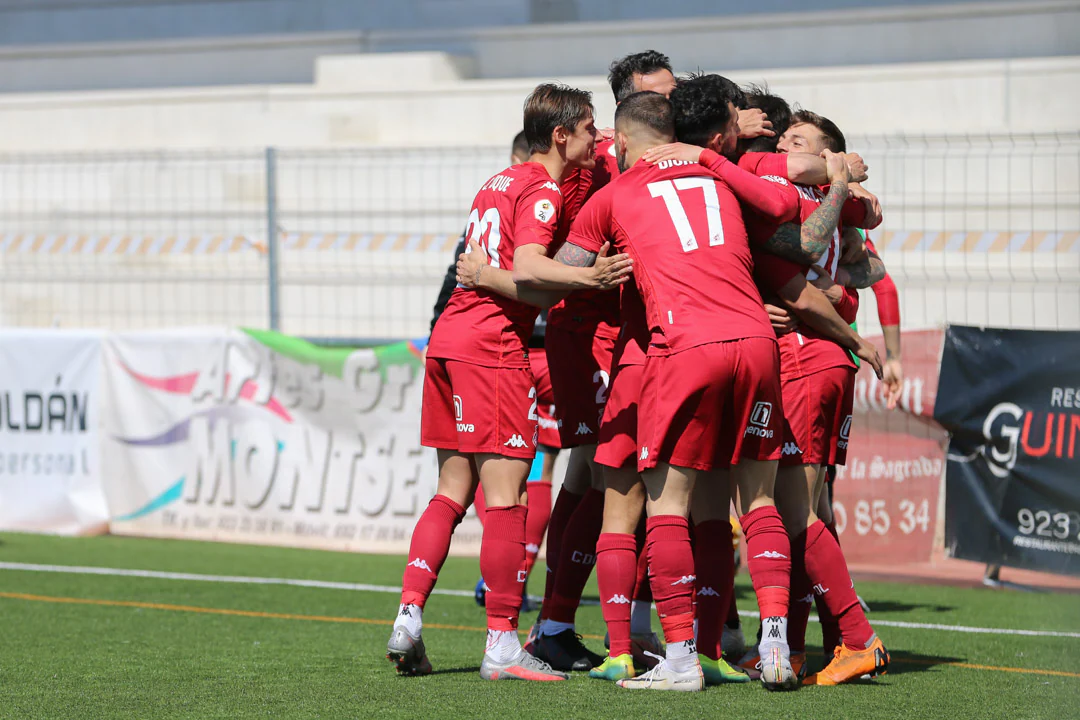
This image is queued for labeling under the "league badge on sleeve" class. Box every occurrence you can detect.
[534,199,556,223]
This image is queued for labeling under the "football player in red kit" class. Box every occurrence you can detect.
[566,87,807,691]
[387,83,630,683]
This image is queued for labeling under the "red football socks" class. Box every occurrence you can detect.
[818,520,842,654]
[693,519,735,661]
[804,519,874,650]
[596,532,637,657]
[473,484,487,527]
[523,482,552,579]
[540,488,585,614]
[786,531,813,653]
[646,515,696,644]
[400,494,466,608]
[546,488,605,624]
[741,506,791,619]
[481,505,528,632]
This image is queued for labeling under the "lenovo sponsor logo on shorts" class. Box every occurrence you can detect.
[504,434,528,448]
[745,401,775,438]
[455,397,474,432]
[837,414,852,449]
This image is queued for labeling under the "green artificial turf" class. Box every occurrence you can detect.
[0,532,1077,719]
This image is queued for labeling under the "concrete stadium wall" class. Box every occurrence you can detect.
[0,1,1076,92]
[0,0,1002,46]
[1,55,1078,152]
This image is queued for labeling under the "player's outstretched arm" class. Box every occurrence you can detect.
[456,239,564,308]
[785,152,868,186]
[776,272,883,379]
[512,242,631,291]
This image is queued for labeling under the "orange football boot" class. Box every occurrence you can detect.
[804,636,889,686]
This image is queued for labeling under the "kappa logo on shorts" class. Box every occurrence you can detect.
[697,586,720,597]
[782,442,802,456]
[745,401,775,439]
[797,592,815,604]
[575,422,593,436]
[838,414,852,449]
[504,434,528,448]
[640,446,649,460]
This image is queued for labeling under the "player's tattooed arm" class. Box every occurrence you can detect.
[834,227,886,288]
[552,241,597,267]
[513,241,632,291]
[763,150,851,264]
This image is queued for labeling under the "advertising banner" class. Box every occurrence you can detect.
[0,329,108,535]
[936,326,1080,576]
[832,329,947,565]
[101,329,480,554]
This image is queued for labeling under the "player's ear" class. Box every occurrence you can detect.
[706,132,724,153]
[552,124,570,147]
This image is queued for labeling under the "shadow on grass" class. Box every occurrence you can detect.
[861,600,956,614]
[427,666,482,676]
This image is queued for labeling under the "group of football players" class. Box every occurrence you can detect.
[386,50,903,692]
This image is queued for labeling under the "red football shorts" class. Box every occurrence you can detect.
[637,337,783,472]
[529,348,561,451]
[594,362,643,470]
[421,356,537,459]
[545,325,616,448]
[779,366,855,467]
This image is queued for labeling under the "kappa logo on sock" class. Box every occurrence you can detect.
[399,605,414,616]
[504,434,528,448]
[752,550,789,560]
[606,594,631,604]
[670,575,696,586]
[575,422,593,435]
[407,558,433,573]
[767,625,782,639]
[697,586,720,597]
[798,593,815,604]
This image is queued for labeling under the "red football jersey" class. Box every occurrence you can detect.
[429,162,563,368]
[612,279,649,368]
[568,157,797,355]
[548,139,622,332]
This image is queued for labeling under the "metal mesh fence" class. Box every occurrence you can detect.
[0,133,1077,340]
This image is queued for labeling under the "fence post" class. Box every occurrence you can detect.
[265,146,281,331]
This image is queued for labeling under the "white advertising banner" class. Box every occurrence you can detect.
[102,328,482,554]
[0,329,108,535]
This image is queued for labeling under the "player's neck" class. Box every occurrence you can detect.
[529,150,570,183]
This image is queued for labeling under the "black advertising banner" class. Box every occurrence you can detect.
[935,326,1080,576]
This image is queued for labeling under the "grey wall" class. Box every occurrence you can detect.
[0,0,990,46]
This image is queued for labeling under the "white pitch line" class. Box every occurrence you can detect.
[2,561,1078,639]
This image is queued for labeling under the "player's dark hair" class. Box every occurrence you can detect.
[608,50,673,103]
[614,91,674,138]
[523,83,594,154]
[669,73,742,148]
[740,82,791,154]
[511,130,530,160]
[791,109,846,153]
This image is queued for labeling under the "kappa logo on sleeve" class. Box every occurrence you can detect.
[534,199,556,223]
[760,175,790,186]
